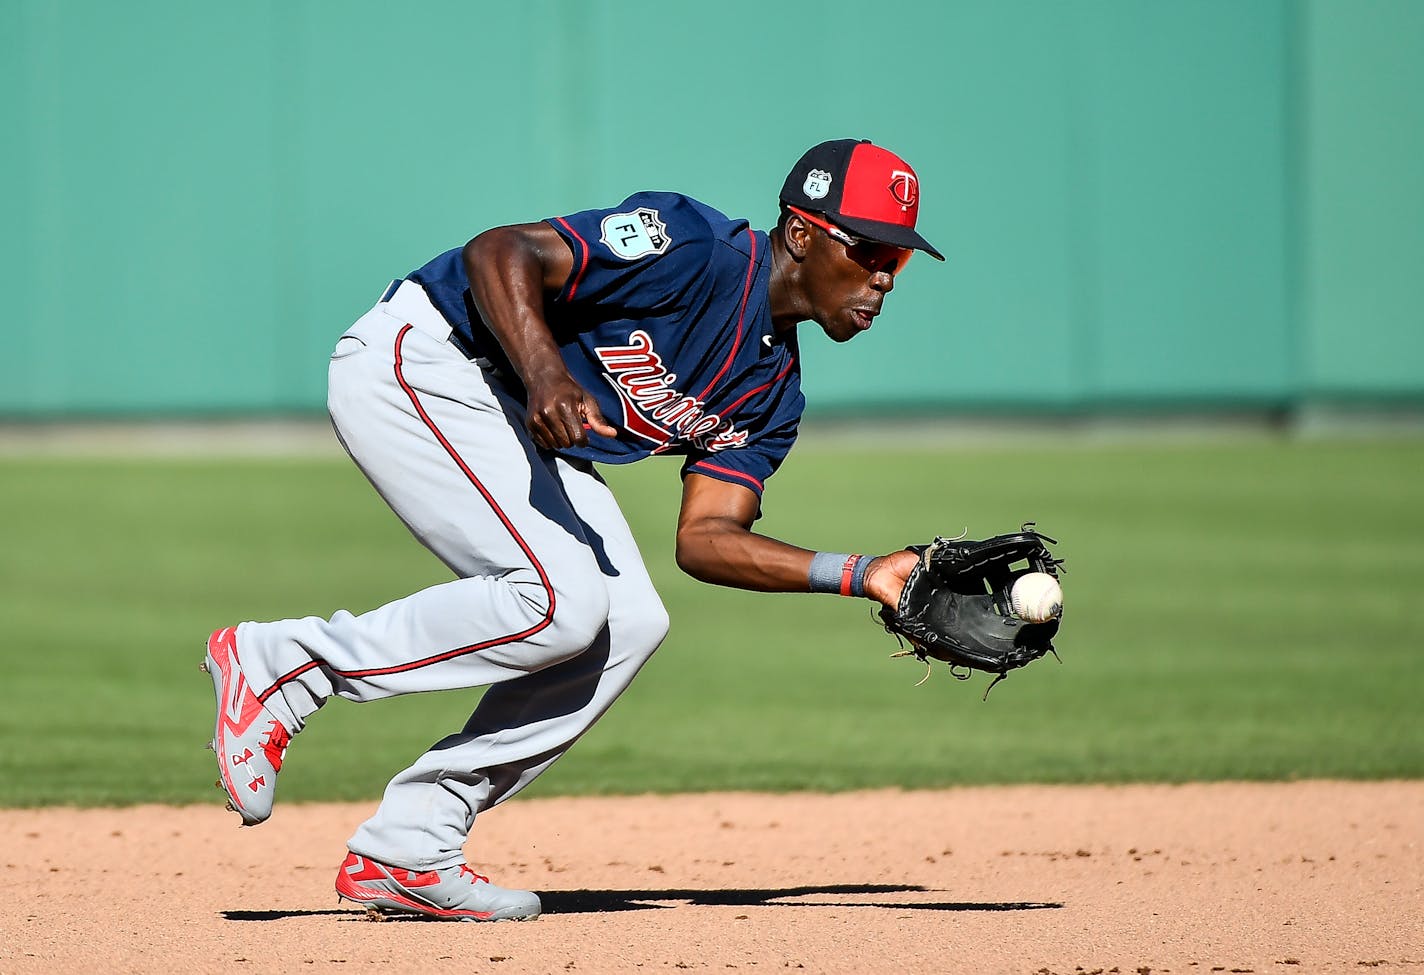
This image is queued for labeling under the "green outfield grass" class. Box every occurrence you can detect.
[1,436,1420,807]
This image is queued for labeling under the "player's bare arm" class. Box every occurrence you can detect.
[463,224,617,449]
[676,473,918,608]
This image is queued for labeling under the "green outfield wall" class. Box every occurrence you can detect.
[1,1,1420,417]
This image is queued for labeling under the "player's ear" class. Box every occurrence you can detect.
[782,211,813,262]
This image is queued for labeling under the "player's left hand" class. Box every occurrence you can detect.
[862,549,919,609]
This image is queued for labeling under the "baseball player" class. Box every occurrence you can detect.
[203,138,944,921]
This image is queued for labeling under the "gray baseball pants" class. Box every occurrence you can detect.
[235,281,669,870]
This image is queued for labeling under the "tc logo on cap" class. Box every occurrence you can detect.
[888,170,918,210]
[803,169,833,200]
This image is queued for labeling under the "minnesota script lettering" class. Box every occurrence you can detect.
[595,330,748,452]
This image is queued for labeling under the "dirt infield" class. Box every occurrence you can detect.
[3,782,1420,975]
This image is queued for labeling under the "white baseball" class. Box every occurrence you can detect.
[1010,572,1063,623]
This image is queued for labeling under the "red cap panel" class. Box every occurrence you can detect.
[838,143,921,229]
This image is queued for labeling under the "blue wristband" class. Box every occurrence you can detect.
[849,554,872,598]
[809,552,870,597]
[808,552,850,593]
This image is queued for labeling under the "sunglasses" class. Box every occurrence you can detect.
[787,206,914,275]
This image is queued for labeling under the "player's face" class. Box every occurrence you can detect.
[793,211,910,343]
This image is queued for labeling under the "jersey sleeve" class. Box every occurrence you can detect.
[679,388,803,505]
[545,193,717,315]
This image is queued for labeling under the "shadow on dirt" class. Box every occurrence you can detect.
[540,885,1063,914]
[223,885,1062,920]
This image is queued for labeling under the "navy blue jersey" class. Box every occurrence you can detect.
[408,192,804,499]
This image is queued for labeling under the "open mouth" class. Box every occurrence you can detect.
[851,309,876,331]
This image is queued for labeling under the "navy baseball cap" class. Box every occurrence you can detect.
[780,139,944,261]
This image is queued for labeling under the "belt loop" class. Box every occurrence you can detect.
[380,280,453,343]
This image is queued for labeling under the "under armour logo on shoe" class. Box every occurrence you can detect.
[229,746,270,792]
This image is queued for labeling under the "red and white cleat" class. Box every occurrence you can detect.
[335,852,542,921]
[201,626,291,826]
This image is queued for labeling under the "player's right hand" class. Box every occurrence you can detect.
[525,372,619,450]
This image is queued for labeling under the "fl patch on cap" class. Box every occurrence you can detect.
[780,139,944,261]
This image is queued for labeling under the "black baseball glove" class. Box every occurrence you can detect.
[879,525,1064,698]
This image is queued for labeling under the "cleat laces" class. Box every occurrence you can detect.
[261,720,291,771]
[458,864,490,884]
